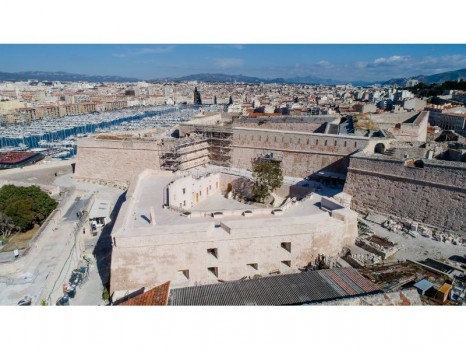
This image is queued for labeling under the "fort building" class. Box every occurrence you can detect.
[109,169,358,301]
[344,138,466,235]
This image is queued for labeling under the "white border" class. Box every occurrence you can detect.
[1,0,465,43]
[2,1,465,349]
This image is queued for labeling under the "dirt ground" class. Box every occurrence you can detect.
[2,225,39,251]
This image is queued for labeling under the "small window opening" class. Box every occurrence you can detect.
[281,242,291,252]
[208,267,218,277]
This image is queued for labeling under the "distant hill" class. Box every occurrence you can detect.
[0,71,140,82]
[382,68,466,86]
[160,73,265,83]
[2,68,465,86]
[421,68,466,84]
[152,73,346,85]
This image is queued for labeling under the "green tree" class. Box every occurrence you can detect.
[0,185,57,231]
[0,213,15,239]
[251,157,283,203]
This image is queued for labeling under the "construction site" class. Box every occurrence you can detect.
[72,109,466,306]
[158,124,233,172]
[337,218,466,305]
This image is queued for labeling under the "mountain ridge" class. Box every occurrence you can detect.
[1,68,465,86]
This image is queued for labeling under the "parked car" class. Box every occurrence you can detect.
[17,296,32,306]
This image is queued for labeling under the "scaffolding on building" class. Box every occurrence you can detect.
[204,124,233,167]
[158,122,234,172]
[158,136,210,172]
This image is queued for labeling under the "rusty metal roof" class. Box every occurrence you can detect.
[169,268,381,306]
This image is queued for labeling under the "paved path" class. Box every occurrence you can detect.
[0,161,123,306]
[0,190,90,305]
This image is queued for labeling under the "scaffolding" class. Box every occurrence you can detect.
[159,137,210,171]
[203,125,233,167]
[158,122,234,172]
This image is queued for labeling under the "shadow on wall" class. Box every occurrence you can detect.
[285,156,353,199]
[92,191,127,290]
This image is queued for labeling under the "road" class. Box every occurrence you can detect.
[0,160,124,305]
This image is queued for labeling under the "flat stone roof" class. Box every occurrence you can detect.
[117,172,334,237]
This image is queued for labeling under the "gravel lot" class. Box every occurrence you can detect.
[367,222,466,262]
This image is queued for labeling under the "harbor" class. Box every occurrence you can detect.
[0,105,221,160]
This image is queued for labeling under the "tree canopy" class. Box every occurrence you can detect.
[405,79,466,97]
[0,185,57,233]
[251,158,283,203]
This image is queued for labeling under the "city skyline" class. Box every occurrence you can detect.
[1,44,466,82]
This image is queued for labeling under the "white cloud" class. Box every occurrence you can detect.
[113,45,175,58]
[373,55,408,64]
[213,58,244,68]
[243,54,466,82]
[317,60,330,66]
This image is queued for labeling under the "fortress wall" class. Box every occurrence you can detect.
[344,154,466,234]
[234,122,324,132]
[74,138,161,182]
[373,111,428,142]
[230,128,369,177]
[110,211,357,293]
[75,127,376,183]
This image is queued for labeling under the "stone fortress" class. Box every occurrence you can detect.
[74,108,465,300]
[109,169,358,299]
[344,133,466,234]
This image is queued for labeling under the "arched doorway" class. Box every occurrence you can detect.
[374,143,385,154]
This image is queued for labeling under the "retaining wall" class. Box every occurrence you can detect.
[344,153,466,234]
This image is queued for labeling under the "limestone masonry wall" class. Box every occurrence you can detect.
[234,122,324,133]
[74,138,161,182]
[230,128,369,177]
[110,210,358,293]
[344,154,466,234]
[77,128,373,182]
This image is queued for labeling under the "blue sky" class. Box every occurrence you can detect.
[0,44,466,81]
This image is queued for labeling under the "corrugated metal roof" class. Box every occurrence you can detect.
[169,268,381,306]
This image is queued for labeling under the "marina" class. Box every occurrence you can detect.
[0,105,222,159]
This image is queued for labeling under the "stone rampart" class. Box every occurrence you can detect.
[74,138,161,183]
[75,127,377,183]
[344,153,466,234]
[230,127,370,177]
